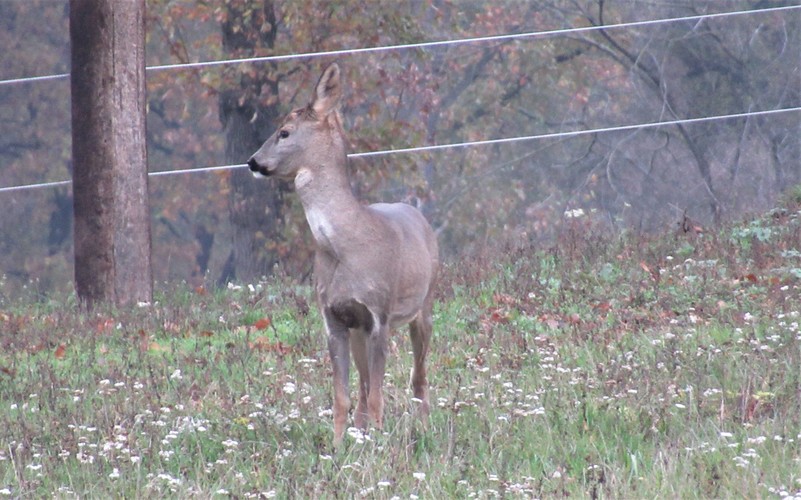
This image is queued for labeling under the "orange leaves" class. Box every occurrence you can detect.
[234,316,274,336]
[0,311,28,333]
[132,328,173,354]
[488,309,508,324]
[734,272,782,287]
[94,317,115,334]
[54,344,67,359]
[248,336,292,355]
[136,329,158,353]
[2,302,294,368]
[742,392,775,423]
[148,341,169,353]
[162,321,182,335]
[252,317,271,330]
[493,293,518,307]
[538,314,562,331]
[640,261,661,283]
[480,292,587,335]
[243,316,293,356]
[593,301,612,313]
[479,293,515,334]
[742,273,759,284]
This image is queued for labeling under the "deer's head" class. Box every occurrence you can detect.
[248,63,345,182]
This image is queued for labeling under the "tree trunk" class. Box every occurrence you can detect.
[70,0,152,307]
[219,0,285,284]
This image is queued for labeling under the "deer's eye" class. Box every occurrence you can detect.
[278,130,290,139]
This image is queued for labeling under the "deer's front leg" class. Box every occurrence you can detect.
[350,330,370,430]
[325,318,351,446]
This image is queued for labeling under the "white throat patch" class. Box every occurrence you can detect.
[305,206,335,243]
[295,168,336,245]
[294,169,313,190]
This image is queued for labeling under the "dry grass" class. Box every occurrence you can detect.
[1,199,801,498]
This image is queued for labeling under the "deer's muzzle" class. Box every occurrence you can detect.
[247,158,271,177]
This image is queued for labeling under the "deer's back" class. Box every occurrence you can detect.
[367,202,437,268]
[367,203,438,324]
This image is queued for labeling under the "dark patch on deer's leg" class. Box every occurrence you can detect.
[329,299,374,330]
[324,312,351,445]
[366,320,388,429]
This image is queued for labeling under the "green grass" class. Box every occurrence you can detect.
[2,202,801,498]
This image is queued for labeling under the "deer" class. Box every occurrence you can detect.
[247,63,439,445]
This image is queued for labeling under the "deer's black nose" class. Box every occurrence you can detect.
[247,158,260,172]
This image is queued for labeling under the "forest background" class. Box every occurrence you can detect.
[1,0,800,296]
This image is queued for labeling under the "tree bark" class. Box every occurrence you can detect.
[70,0,152,307]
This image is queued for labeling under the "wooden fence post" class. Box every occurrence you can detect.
[70,0,152,307]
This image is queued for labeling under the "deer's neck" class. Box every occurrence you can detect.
[294,159,364,253]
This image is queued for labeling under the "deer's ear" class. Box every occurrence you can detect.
[312,63,342,116]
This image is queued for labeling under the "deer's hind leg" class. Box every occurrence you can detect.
[328,300,378,437]
[351,317,387,431]
[409,306,433,420]
[365,319,388,429]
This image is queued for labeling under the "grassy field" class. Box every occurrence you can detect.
[2,195,801,498]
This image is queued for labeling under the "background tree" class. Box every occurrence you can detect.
[218,0,286,283]
[0,1,71,294]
